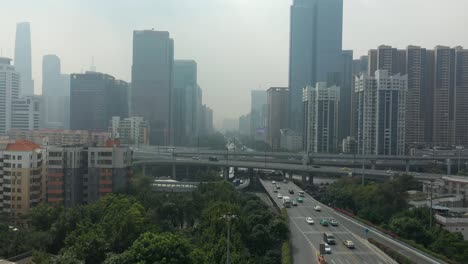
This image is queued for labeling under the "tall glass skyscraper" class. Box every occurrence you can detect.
[14,22,34,96]
[288,0,343,132]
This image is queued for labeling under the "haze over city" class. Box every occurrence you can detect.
[1,0,468,128]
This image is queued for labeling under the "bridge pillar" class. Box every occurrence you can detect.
[447,159,452,175]
[288,171,293,180]
[405,159,410,173]
[302,174,307,185]
[371,160,376,170]
[172,164,177,180]
[248,168,254,179]
[223,167,229,180]
[233,167,238,178]
[308,173,314,185]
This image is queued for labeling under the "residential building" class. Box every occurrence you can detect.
[11,96,40,131]
[288,0,343,131]
[342,136,357,154]
[303,83,340,153]
[14,22,34,96]
[280,128,303,152]
[267,87,289,150]
[0,140,45,217]
[8,129,109,146]
[355,70,407,155]
[109,116,149,145]
[250,90,267,140]
[173,60,201,146]
[132,30,174,145]
[70,71,129,131]
[454,48,468,146]
[351,56,369,137]
[340,50,353,143]
[42,55,70,129]
[0,58,20,135]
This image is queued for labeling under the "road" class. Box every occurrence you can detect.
[260,179,446,264]
[261,179,395,264]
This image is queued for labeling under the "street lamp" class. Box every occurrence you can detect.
[221,214,237,264]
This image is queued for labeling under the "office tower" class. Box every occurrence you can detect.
[109,116,149,145]
[250,90,267,140]
[11,96,40,131]
[70,71,129,131]
[200,105,214,135]
[339,50,353,143]
[173,60,200,146]
[132,30,174,145]
[0,140,45,217]
[289,0,343,131]
[355,70,408,155]
[238,114,251,136]
[267,87,289,150]
[433,46,456,147]
[303,83,340,153]
[0,58,20,135]
[42,55,70,129]
[454,48,468,146]
[14,22,34,96]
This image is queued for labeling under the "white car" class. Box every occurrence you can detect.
[277,193,283,199]
[306,217,314,225]
[324,243,332,254]
[314,205,322,211]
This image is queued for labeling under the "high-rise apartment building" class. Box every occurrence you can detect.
[339,50,353,143]
[0,58,20,135]
[454,48,468,146]
[70,72,129,131]
[267,87,289,150]
[303,83,340,153]
[250,90,267,140]
[109,116,149,145]
[11,96,40,131]
[355,70,407,155]
[351,56,369,137]
[132,30,174,145]
[14,22,34,96]
[0,140,45,217]
[173,60,201,146]
[289,0,343,131]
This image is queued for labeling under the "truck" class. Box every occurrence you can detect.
[282,196,292,208]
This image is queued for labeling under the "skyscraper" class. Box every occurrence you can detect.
[339,50,353,143]
[454,48,468,146]
[267,87,289,150]
[132,30,174,145]
[70,72,129,131]
[250,90,267,140]
[288,0,343,131]
[303,83,340,153]
[0,57,20,135]
[355,70,408,156]
[42,55,70,129]
[173,60,200,146]
[14,22,34,96]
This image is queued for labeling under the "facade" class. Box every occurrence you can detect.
[109,116,149,145]
[280,128,303,152]
[0,140,45,217]
[340,50,353,143]
[303,83,340,153]
[355,70,407,155]
[70,71,129,131]
[267,87,289,150]
[239,114,251,136]
[342,136,357,154]
[46,141,132,207]
[200,105,214,135]
[289,0,343,131]
[173,60,201,146]
[8,129,109,146]
[11,96,40,131]
[132,30,174,145]
[250,90,267,139]
[42,55,70,129]
[14,22,34,96]
[0,58,20,135]
[454,48,468,146]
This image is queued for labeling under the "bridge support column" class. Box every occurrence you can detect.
[172,164,177,180]
[233,167,238,178]
[248,168,254,180]
[371,160,376,170]
[405,160,410,173]
[223,167,229,180]
[447,159,452,175]
[302,174,307,185]
[308,173,314,185]
[288,171,293,180]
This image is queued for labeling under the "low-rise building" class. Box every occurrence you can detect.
[423,176,468,204]
[435,213,468,240]
[8,129,109,146]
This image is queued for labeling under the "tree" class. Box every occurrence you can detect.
[389,217,432,246]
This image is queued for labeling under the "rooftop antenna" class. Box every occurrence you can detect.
[90,56,96,72]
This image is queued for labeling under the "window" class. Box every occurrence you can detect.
[17,164,22,169]
[18,156,22,160]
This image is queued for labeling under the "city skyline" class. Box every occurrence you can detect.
[1,1,468,128]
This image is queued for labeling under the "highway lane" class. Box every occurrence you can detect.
[261,179,395,264]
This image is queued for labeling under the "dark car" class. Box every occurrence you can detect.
[288,189,294,194]
[208,156,219,162]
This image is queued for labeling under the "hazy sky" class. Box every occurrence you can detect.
[0,0,467,128]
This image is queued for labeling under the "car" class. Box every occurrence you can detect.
[298,191,305,197]
[273,188,278,193]
[288,189,294,194]
[208,156,219,162]
[276,185,281,190]
[283,179,288,183]
[312,165,321,168]
[422,155,430,158]
[341,167,352,172]
[314,205,322,211]
[320,219,329,226]
[277,193,283,199]
[191,156,200,160]
[306,217,314,224]
[324,243,332,254]
[240,180,244,184]
[343,240,355,249]
[296,197,303,203]
[272,180,276,185]
[292,200,297,206]
[330,219,338,226]
[386,170,395,174]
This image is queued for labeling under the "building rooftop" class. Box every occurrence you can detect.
[442,175,468,184]
[6,140,40,151]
